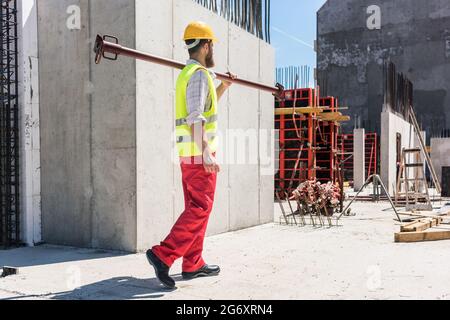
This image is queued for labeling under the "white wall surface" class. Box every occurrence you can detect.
[18,0,41,245]
[380,111,417,195]
[353,128,365,190]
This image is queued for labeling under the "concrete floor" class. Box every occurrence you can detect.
[1,201,450,300]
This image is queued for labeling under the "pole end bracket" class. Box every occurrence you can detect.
[273,83,285,100]
[94,34,119,64]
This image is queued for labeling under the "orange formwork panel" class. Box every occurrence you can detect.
[275,89,317,197]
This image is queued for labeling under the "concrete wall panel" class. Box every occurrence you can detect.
[380,111,415,195]
[38,0,92,247]
[19,0,42,245]
[259,40,275,224]
[353,128,366,190]
[228,23,260,230]
[135,0,175,251]
[89,0,137,252]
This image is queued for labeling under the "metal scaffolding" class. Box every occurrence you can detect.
[0,0,20,248]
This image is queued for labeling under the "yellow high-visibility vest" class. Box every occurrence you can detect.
[175,64,218,157]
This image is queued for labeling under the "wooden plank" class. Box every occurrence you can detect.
[401,219,423,228]
[275,107,324,115]
[400,219,429,232]
[400,218,442,232]
[318,112,347,120]
[335,115,351,122]
[395,230,450,243]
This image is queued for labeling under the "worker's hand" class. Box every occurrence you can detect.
[222,72,237,89]
[203,148,221,173]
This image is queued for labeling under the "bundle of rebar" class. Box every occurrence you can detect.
[193,0,271,43]
[383,61,413,120]
[0,0,20,248]
[276,66,311,89]
[291,179,341,210]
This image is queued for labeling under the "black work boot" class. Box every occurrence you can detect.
[146,250,176,289]
[182,264,221,280]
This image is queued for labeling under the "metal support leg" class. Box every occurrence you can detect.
[337,174,403,222]
[276,191,290,225]
[285,192,299,226]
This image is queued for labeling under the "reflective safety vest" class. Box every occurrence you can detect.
[175,64,218,157]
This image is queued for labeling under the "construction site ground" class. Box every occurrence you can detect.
[1,200,450,300]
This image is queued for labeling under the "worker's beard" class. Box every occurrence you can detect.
[206,52,215,68]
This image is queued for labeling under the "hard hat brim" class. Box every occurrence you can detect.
[183,37,218,43]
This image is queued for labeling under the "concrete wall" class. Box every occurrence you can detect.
[39,0,92,248]
[317,0,450,138]
[38,0,137,251]
[353,128,366,190]
[135,0,175,251]
[380,111,416,195]
[18,0,41,245]
[38,0,275,252]
[431,138,450,186]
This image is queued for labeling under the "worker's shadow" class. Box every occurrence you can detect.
[49,276,177,300]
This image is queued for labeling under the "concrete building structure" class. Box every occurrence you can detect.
[317,0,450,138]
[17,0,275,252]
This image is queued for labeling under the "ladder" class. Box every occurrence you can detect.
[408,105,441,194]
[395,148,432,211]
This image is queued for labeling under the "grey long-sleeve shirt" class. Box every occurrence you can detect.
[185,59,217,126]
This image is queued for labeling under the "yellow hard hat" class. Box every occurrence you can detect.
[183,21,218,43]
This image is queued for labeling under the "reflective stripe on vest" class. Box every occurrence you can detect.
[176,132,218,144]
[175,114,218,127]
[175,63,218,157]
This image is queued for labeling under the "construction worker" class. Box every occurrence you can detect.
[146,21,236,289]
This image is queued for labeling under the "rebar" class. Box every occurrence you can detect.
[0,0,20,248]
[193,0,271,43]
[383,61,413,120]
[276,66,312,89]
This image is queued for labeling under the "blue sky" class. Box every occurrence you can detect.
[271,0,327,69]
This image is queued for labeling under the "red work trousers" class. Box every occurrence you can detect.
[152,160,217,273]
